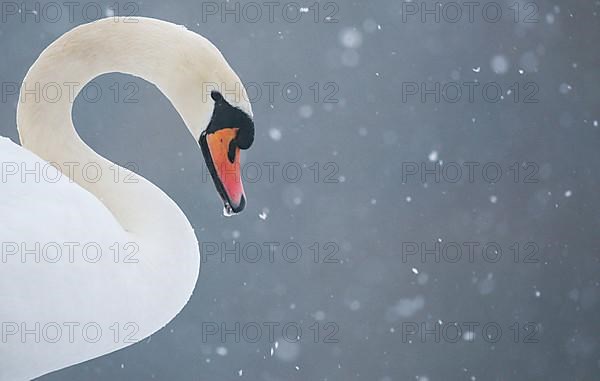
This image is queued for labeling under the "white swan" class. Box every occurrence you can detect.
[0,17,254,380]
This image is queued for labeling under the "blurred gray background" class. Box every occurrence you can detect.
[1,0,599,380]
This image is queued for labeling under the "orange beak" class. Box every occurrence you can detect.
[200,128,246,215]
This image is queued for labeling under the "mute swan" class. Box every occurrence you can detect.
[0,17,254,380]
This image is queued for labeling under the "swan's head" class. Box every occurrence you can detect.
[199,90,254,215]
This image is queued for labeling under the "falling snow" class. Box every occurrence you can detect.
[268,128,282,141]
[490,55,509,74]
[428,150,438,162]
[339,28,363,49]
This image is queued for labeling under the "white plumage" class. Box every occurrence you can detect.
[0,17,252,380]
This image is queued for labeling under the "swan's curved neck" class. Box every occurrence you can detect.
[10,19,252,379]
[17,17,247,237]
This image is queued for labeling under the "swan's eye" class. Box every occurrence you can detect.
[228,139,237,163]
[199,128,246,214]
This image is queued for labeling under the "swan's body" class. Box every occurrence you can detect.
[0,17,253,380]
